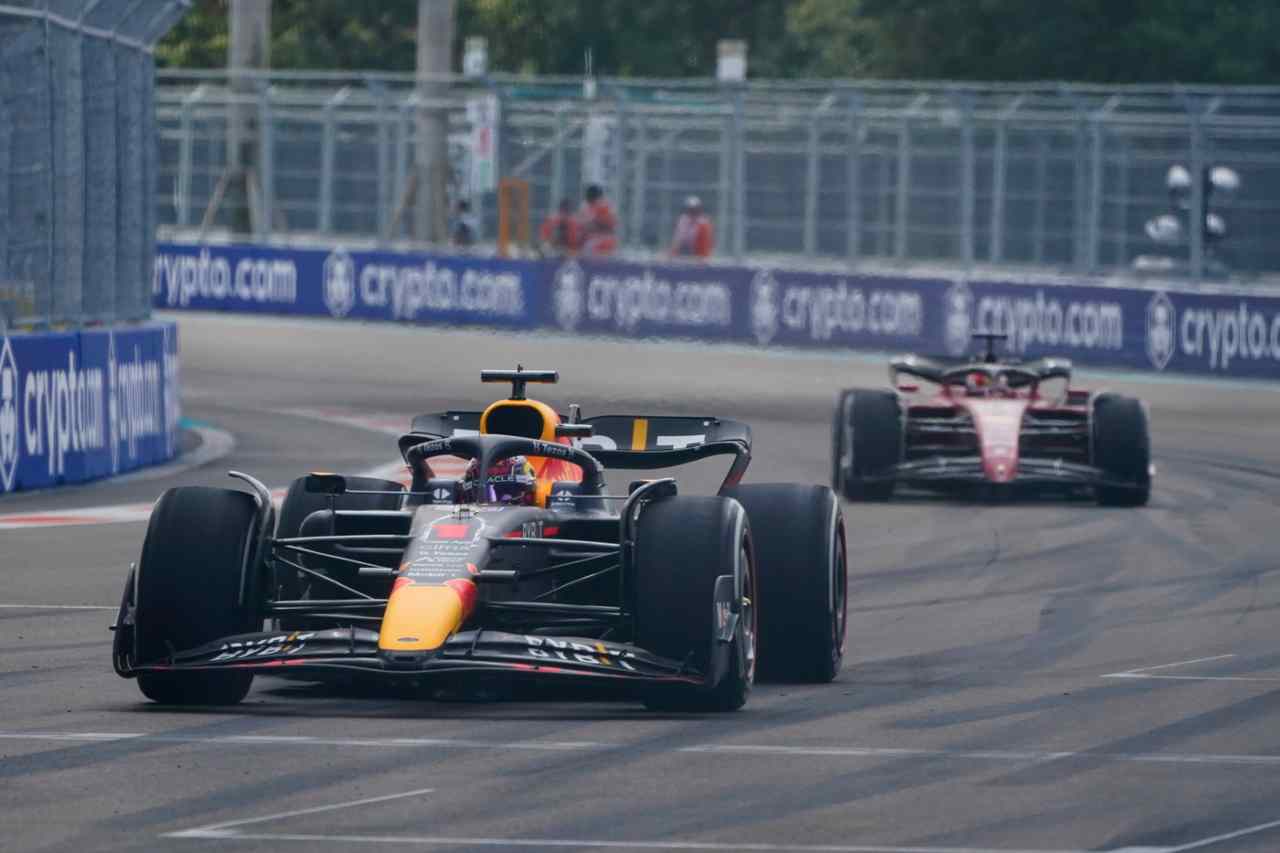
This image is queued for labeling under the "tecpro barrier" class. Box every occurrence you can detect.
[155,242,1280,380]
[0,323,179,494]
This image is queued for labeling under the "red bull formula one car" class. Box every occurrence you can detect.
[831,335,1152,505]
[112,368,847,711]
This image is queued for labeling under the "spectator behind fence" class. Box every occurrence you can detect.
[539,198,581,256]
[451,199,478,248]
[577,184,618,256]
[669,195,714,259]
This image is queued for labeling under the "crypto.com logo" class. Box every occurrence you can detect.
[0,337,18,491]
[943,281,974,357]
[750,269,780,346]
[1146,291,1175,371]
[322,248,357,318]
[551,260,585,331]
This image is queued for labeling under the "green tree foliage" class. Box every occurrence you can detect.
[156,0,1280,83]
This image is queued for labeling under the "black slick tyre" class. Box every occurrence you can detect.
[723,484,846,683]
[1092,393,1152,507]
[634,496,754,712]
[133,487,261,705]
[833,389,901,501]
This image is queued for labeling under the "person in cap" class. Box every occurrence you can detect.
[669,195,714,259]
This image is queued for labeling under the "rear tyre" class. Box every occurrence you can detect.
[134,487,260,705]
[1092,393,1151,507]
[833,389,901,501]
[723,484,846,683]
[275,475,406,602]
[634,496,754,712]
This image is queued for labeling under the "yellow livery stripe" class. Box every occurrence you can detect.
[631,418,649,451]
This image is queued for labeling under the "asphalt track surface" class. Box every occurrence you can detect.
[4,311,1280,853]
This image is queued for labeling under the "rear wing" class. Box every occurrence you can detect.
[400,412,751,491]
[890,354,1072,389]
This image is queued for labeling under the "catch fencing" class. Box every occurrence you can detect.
[0,0,188,329]
[155,71,1280,283]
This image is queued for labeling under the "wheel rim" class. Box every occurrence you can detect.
[741,540,757,685]
[831,518,848,662]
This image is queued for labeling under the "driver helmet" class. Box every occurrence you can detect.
[966,370,992,396]
[463,455,538,505]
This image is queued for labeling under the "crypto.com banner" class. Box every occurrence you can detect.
[0,323,180,494]
[153,242,534,328]
[156,242,1280,380]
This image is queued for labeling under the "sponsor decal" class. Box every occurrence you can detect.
[358,258,525,321]
[210,632,315,662]
[322,247,357,318]
[524,635,637,670]
[1146,291,1175,370]
[108,335,168,473]
[0,338,18,491]
[773,279,923,343]
[552,260,585,331]
[567,265,733,332]
[0,326,178,494]
[23,344,109,479]
[750,270,780,345]
[944,281,974,357]
[969,288,1124,355]
[1173,297,1280,371]
[153,248,298,308]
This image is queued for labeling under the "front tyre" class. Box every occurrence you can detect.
[833,389,900,501]
[723,484,847,683]
[1092,393,1151,507]
[133,487,261,705]
[634,496,755,712]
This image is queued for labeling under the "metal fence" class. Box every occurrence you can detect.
[155,70,1280,282]
[0,0,186,329]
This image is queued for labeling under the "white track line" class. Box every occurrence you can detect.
[0,604,115,611]
[8,731,1280,767]
[168,786,436,837]
[1100,654,1280,683]
[1103,655,1237,678]
[1164,816,1280,851]
[166,786,1091,851]
[168,830,1100,853]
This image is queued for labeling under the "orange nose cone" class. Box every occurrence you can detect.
[378,580,476,652]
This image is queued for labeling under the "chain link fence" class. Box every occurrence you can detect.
[0,0,187,329]
[155,70,1280,283]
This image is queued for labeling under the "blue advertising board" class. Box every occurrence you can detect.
[155,241,1280,380]
[0,322,179,494]
[153,242,536,329]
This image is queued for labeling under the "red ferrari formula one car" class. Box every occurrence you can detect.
[112,368,847,712]
[831,335,1152,505]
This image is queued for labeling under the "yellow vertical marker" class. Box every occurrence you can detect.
[631,418,649,450]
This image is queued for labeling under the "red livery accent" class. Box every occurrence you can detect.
[432,523,472,540]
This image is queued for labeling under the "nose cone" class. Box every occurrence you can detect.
[984,446,1017,483]
[378,579,477,652]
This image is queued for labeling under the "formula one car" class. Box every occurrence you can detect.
[112,368,847,711]
[831,335,1152,505]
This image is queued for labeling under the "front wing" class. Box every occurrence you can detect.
[879,456,1136,490]
[121,627,704,686]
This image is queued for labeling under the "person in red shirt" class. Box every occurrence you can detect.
[577,184,618,257]
[669,195,714,259]
[539,198,581,256]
